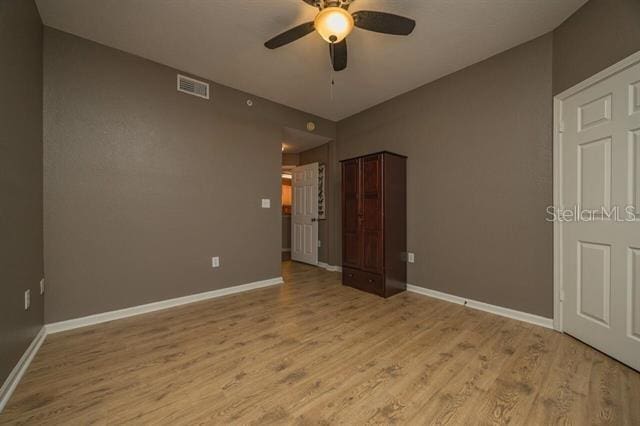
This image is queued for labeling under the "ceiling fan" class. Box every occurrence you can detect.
[264,0,416,72]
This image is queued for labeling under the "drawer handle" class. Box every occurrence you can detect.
[368,279,374,283]
[347,273,353,277]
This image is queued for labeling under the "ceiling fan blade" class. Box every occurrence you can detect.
[264,22,315,49]
[352,10,416,35]
[330,39,347,71]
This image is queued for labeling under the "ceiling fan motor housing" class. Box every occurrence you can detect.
[319,0,351,9]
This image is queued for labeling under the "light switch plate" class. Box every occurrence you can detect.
[212,256,220,268]
[261,198,271,208]
[407,252,415,263]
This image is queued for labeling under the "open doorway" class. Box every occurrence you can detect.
[281,127,332,271]
[281,166,293,261]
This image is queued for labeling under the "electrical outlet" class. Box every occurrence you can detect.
[212,256,220,268]
[317,240,322,248]
[40,278,45,295]
[24,289,31,310]
[261,198,271,208]
[407,252,415,263]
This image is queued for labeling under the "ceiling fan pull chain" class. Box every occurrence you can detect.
[330,42,335,101]
[331,75,335,101]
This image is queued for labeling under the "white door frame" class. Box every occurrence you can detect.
[553,50,640,332]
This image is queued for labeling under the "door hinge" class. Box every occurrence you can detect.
[559,289,565,302]
[558,120,565,133]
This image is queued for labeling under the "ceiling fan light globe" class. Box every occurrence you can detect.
[314,7,354,43]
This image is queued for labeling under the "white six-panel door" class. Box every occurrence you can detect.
[291,163,318,265]
[557,52,640,371]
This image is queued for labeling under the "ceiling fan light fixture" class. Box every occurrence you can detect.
[314,7,354,43]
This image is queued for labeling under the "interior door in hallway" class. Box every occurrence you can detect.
[558,54,640,371]
[291,162,318,265]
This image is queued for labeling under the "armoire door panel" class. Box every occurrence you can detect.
[343,232,361,268]
[343,159,359,194]
[343,198,359,232]
[342,158,361,268]
[362,197,381,230]
[362,230,382,273]
[361,155,382,273]
[362,156,381,194]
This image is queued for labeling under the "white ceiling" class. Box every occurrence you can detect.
[282,127,332,153]
[35,0,586,121]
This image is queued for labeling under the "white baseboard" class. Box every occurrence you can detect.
[0,326,46,413]
[406,284,554,329]
[46,277,284,334]
[318,262,342,272]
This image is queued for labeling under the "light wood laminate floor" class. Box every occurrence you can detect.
[2,261,639,424]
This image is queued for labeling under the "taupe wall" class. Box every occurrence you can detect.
[0,0,44,384]
[553,0,640,95]
[43,28,335,323]
[282,153,300,167]
[337,34,554,317]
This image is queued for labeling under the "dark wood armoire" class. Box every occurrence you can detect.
[340,151,407,297]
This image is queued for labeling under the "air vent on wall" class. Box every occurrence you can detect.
[177,74,209,99]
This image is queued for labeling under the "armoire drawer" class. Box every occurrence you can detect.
[342,267,384,296]
[360,270,384,295]
[342,267,360,287]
